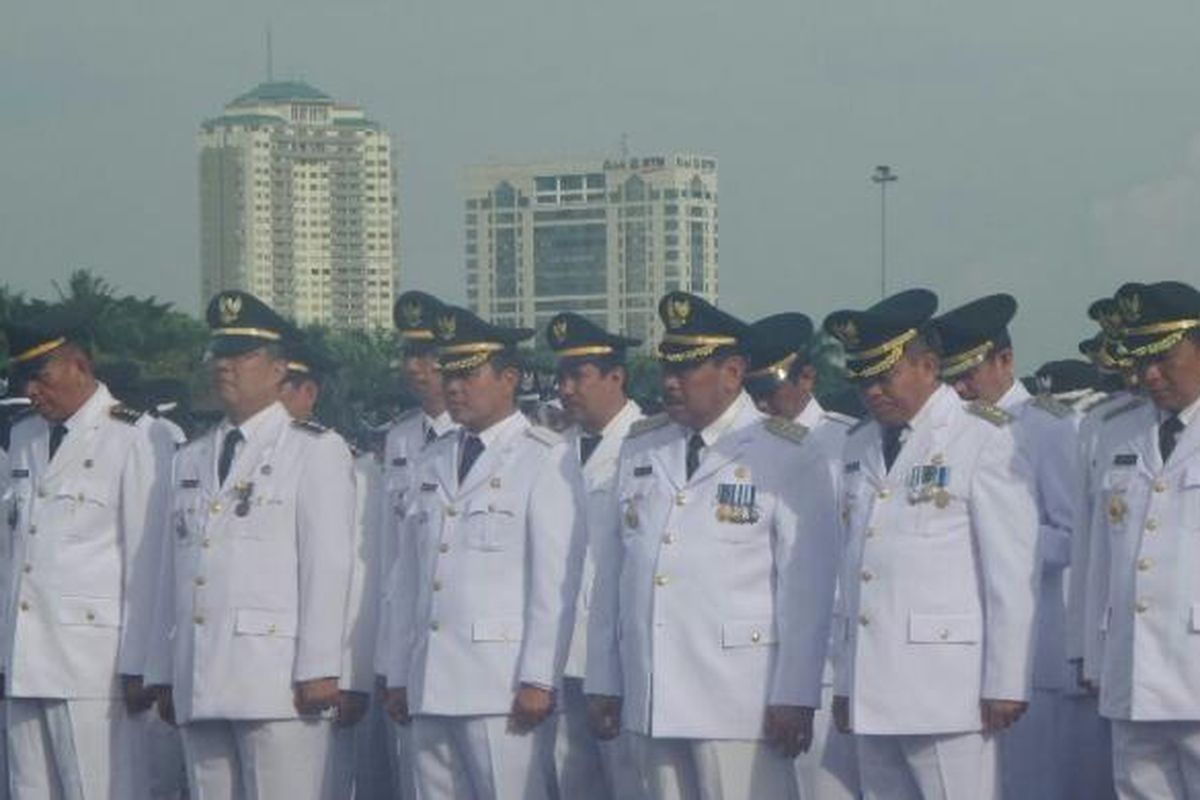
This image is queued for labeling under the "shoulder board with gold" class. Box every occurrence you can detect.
[292,418,329,436]
[396,407,421,424]
[525,425,562,447]
[628,413,670,438]
[1104,397,1147,422]
[1030,394,1073,419]
[108,404,144,425]
[967,401,1012,427]
[764,416,809,444]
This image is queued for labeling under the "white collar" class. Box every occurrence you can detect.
[423,409,456,438]
[218,401,286,444]
[793,396,824,429]
[463,409,526,450]
[694,391,750,447]
[996,380,1029,413]
[58,382,109,432]
[1164,393,1200,429]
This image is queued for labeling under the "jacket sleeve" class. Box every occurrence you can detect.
[293,434,355,682]
[770,439,839,707]
[118,422,172,676]
[143,451,180,686]
[972,425,1040,701]
[340,456,382,692]
[1033,415,1082,571]
[584,447,627,697]
[518,443,586,689]
[384,501,420,689]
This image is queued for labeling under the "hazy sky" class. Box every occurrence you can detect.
[3,1,1200,367]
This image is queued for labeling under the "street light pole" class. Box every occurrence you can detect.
[871,165,898,299]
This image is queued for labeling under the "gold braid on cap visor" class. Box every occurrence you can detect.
[285,362,311,374]
[11,337,67,364]
[399,329,435,341]
[1121,319,1199,358]
[212,327,283,341]
[939,341,995,379]
[844,329,917,380]
[747,352,798,380]
[555,345,615,358]
[438,342,505,373]
[656,333,738,363]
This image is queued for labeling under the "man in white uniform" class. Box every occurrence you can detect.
[383,305,586,800]
[930,294,1080,800]
[587,292,839,800]
[144,291,355,800]
[823,289,1040,800]
[1085,280,1200,798]
[544,312,647,800]
[2,314,167,798]
[745,311,860,800]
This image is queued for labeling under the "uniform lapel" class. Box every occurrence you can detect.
[688,402,758,487]
[1164,413,1200,475]
[220,405,286,498]
[1129,407,1162,477]
[582,402,641,488]
[43,388,107,483]
[858,420,885,488]
[458,415,527,498]
[887,387,952,483]
[649,428,685,492]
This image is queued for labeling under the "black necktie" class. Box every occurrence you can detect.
[217,428,244,486]
[459,435,484,484]
[1160,415,1185,463]
[579,435,602,466]
[882,425,907,471]
[48,423,68,461]
[425,424,438,446]
[686,432,705,480]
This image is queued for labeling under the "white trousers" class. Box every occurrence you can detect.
[999,688,1064,800]
[411,714,554,800]
[630,734,800,800]
[1111,719,1200,800]
[6,697,148,800]
[857,731,998,800]
[552,677,647,800]
[795,685,859,800]
[180,718,334,800]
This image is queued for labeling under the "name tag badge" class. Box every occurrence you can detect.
[420,482,438,492]
[716,482,758,524]
[392,457,408,467]
[180,478,200,489]
[633,465,653,477]
[1113,453,1138,467]
[844,461,861,474]
[11,468,30,478]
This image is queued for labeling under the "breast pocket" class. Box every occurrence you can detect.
[1182,466,1200,529]
[55,479,113,536]
[231,487,291,540]
[464,495,520,552]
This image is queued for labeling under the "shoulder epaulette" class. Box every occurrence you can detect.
[628,413,670,438]
[967,401,1012,427]
[764,416,809,444]
[822,411,858,427]
[396,407,421,424]
[292,418,329,435]
[108,404,144,425]
[848,418,872,436]
[1104,397,1147,422]
[1030,394,1073,419]
[525,425,561,447]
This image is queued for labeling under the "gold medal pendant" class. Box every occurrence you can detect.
[934,488,951,509]
[1107,495,1127,524]
[716,505,731,522]
[625,502,639,529]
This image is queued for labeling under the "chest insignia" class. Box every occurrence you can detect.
[908,464,951,506]
[1113,453,1137,466]
[717,482,759,524]
[1107,494,1127,524]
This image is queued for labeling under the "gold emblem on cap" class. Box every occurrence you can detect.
[551,318,568,345]
[666,296,691,330]
[1118,292,1142,324]
[401,300,423,328]
[1099,309,1124,336]
[218,294,243,325]
[830,319,859,348]
[436,313,457,341]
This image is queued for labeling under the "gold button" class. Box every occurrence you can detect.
[858,614,870,627]
[210,503,222,514]
[194,615,205,625]
[654,574,669,587]
[939,628,950,640]
[675,492,686,506]
[267,623,277,634]
[487,504,495,513]
[865,526,876,538]
[195,576,207,586]
[446,507,458,517]
[22,564,32,574]
[201,538,211,549]
[750,631,761,643]
[85,611,96,622]
[490,478,501,488]
[28,525,37,535]
[1154,480,1168,493]
[861,569,874,582]
[1135,601,1149,614]
[877,489,891,500]
[662,533,675,544]
[439,542,450,553]
[1146,519,1159,532]
[37,488,46,499]
[1137,558,1152,572]
[19,601,29,612]
[430,621,440,631]
[433,580,443,591]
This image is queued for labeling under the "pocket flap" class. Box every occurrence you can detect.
[472,618,523,642]
[235,608,297,638]
[58,595,120,627]
[1184,465,1200,489]
[1190,605,1200,633]
[908,613,981,644]
[721,620,777,648]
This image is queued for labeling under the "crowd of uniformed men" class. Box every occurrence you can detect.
[0,277,1197,800]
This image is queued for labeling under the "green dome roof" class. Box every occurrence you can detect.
[231,81,332,106]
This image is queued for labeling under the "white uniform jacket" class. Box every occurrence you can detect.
[586,393,839,740]
[563,400,643,680]
[145,401,354,723]
[1092,397,1200,720]
[385,412,586,716]
[834,385,1039,735]
[2,383,167,698]
[374,409,456,677]
[999,383,1080,690]
[343,450,383,693]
